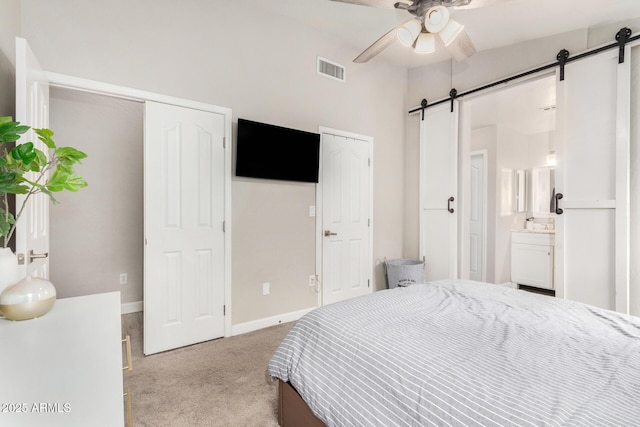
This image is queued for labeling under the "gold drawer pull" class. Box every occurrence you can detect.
[123,387,133,426]
[122,335,133,372]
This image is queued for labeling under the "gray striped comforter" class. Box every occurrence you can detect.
[268,279,640,426]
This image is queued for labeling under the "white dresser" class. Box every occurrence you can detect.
[0,292,124,426]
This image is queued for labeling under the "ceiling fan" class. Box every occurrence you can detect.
[330,0,499,63]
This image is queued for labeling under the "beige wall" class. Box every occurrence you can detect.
[0,0,21,117]
[48,88,144,303]
[20,0,408,325]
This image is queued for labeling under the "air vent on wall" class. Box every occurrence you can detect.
[317,57,346,83]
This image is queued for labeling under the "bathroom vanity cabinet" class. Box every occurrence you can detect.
[511,231,555,290]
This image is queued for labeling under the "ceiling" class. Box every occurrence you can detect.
[264,0,640,68]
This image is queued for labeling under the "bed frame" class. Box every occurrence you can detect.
[278,380,326,427]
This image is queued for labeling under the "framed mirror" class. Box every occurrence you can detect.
[531,166,555,216]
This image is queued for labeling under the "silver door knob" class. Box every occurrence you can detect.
[324,230,337,237]
[29,249,49,263]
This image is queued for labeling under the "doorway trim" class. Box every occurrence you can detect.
[316,126,374,307]
[45,72,233,337]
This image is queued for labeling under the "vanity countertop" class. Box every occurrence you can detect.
[512,229,555,234]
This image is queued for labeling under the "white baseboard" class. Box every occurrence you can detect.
[231,307,314,336]
[121,301,143,315]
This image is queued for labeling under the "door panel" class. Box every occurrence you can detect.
[421,210,456,281]
[321,131,372,306]
[563,209,614,308]
[555,48,630,312]
[15,37,50,279]
[420,102,458,280]
[144,101,226,355]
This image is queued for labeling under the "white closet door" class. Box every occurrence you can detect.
[555,46,630,313]
[144,101,226,355]
[15,37,50,279]
[420,102,458,281]
[321,130,372,306]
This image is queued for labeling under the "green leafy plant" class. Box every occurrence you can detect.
[0,116,88,248]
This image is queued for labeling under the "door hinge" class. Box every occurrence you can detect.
[223,221,226,232]
[368,218,371,227]
[223,136,226,149]
[368,279,370,288]
[223,305,226,316]
[368,158,371,167]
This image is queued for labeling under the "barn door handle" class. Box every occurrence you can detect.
[447,197,455,213]
[555,193,564,215]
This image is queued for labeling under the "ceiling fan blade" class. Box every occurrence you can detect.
[328,0,400,9]
[438,28,476,62]
[353,24,402,63]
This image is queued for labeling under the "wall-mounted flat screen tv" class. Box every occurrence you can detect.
[236,118,320,183]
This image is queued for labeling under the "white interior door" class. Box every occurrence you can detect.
[469,151,486,282]
[555,47,630,313]
[320,128,372,306]
[144,101,226,355]
[15,37,50,279]
[420,102,458,280]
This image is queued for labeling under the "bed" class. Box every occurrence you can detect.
[268,279,640,426]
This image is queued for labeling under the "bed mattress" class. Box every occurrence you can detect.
[268,279,640,426]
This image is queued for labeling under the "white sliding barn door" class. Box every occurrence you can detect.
[555,47,630,313]
[420,102,458,281]
[15,37,50,279]
[144,101,226,355]
[320,129,372,306]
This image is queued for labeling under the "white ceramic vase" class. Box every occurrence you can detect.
[0,247,19,295]
[0,276,57,321]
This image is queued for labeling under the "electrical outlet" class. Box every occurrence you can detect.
[262,282,270,295]
[309,275,315,287]
[119,273,128,285]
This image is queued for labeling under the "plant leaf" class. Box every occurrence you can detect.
[35,128,56,149]
[55,147,87,165]
[46,170,88,193]
[10,142,37,165]
[0,120,30,143]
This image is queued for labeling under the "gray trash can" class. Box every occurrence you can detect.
[385,258,425,289]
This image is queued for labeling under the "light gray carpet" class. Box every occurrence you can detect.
[122,316,293,427]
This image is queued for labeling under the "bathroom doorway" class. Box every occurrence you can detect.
[462,74,557,285]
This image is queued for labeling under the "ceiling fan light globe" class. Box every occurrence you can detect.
[437,19,464,46]
[424,6,450,33]
[414,32,435,54]
[397,19,422,47]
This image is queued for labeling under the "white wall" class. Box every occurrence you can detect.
[494,126,528,284]
[20,0,408,325]
[470,126,497,283]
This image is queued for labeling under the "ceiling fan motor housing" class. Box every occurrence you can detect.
[398,0,473,16]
